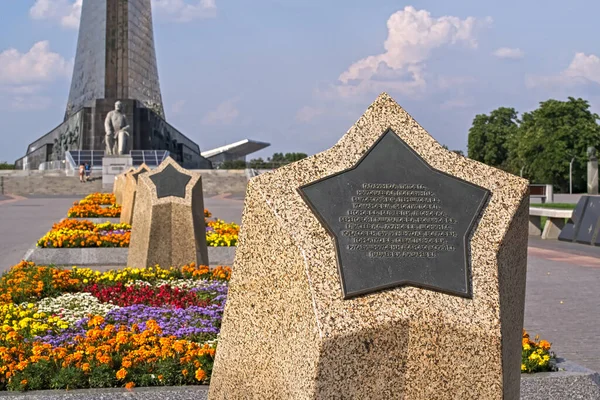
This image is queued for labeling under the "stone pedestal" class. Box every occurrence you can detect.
[127,157,208,268]
[588,160,598,194]
[209,93,529,400]
[102,155,133,187]
[120,163,150,225]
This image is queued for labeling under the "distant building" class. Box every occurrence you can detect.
[201,139,270,167]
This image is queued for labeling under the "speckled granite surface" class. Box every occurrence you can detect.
[113,167,135,205]
[120,163,150,225]
[209,93,529,399]
[127,157,208,268]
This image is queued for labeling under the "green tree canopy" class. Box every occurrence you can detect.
[467,107,519,169]
[510,97,600,192]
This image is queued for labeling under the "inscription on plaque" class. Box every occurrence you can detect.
[299,129,489,299]
[341,183,457,258]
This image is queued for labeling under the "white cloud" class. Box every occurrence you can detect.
[0,41,72,85]
[526,53,600,88]
[153,0,217,22]
[202,97,240,125]
[0,41,71,111]
[29,0,216,28]
[493,47,525,59]
[335,6,492,97]
[30,0,82,29]
[295,106,324,123]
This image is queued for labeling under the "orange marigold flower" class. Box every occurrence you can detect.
[539,340,551,350]
[82,363,91,372]
[182,369,188,376]
[195,369,207,381]
[125,382,135,390]
[116,368,128,380]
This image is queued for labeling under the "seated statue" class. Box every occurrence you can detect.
[104,101,130,155]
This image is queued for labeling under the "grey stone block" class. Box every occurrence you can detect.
[0,360,596,399]
[24,247,235,267]
[521,359,600,400]
[0,385,208,399]
[25,248,129,267]
[203,247,236,266]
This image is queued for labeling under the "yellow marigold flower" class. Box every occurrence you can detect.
[521,364,526,372]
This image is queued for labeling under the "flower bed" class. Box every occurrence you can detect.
[36,220,131,248]
[77,193,117,206]
[39,209,239,248]
[0,261,557,393]
[68,204,122,218]
[522,330,556,373]
[0,261,229,392]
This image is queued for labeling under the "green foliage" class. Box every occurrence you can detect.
[0,162,14,170]
[249,153,308,169]
[467,107,519,169]
[467,98,600,193]
[441,145,465,156]
[218,153,308,170]
[218,160,247,169]
[511,97,600,192]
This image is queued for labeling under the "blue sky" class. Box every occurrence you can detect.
[1,0,600,164]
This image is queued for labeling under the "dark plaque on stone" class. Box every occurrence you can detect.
[575,197,600,245]
[299,129,489,299]
[149,164,191,199]
[558,196,589,242]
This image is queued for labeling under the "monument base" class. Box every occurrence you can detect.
[102,156,133,186]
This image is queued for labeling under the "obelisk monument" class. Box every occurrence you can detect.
[16,0,210,170]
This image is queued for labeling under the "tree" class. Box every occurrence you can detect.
[511,97,600,192]
[441,145,465,157]
[219,160,247,169]
[467,107,519,170]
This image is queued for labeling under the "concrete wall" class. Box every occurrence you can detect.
[0,169,250,197]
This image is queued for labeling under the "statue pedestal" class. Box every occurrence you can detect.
[102,155,133,187]
[588,160,598,194]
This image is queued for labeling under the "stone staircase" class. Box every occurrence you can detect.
[0,172,105,196]
[0,169,253,197]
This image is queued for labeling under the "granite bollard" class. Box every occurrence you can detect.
[209,93,529,399]
[120,163,150,225]
[113,167,134,205]
[127,157,208,268]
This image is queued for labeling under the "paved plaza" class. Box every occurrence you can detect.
[0,195,598,372]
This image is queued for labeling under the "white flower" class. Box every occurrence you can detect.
[36,293,120,324]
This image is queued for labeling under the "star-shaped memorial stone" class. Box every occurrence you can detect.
[149,164,191,199]
[132,166,150,183]
[299,129,490,299]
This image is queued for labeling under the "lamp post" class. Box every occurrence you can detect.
[570,157,575,194]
